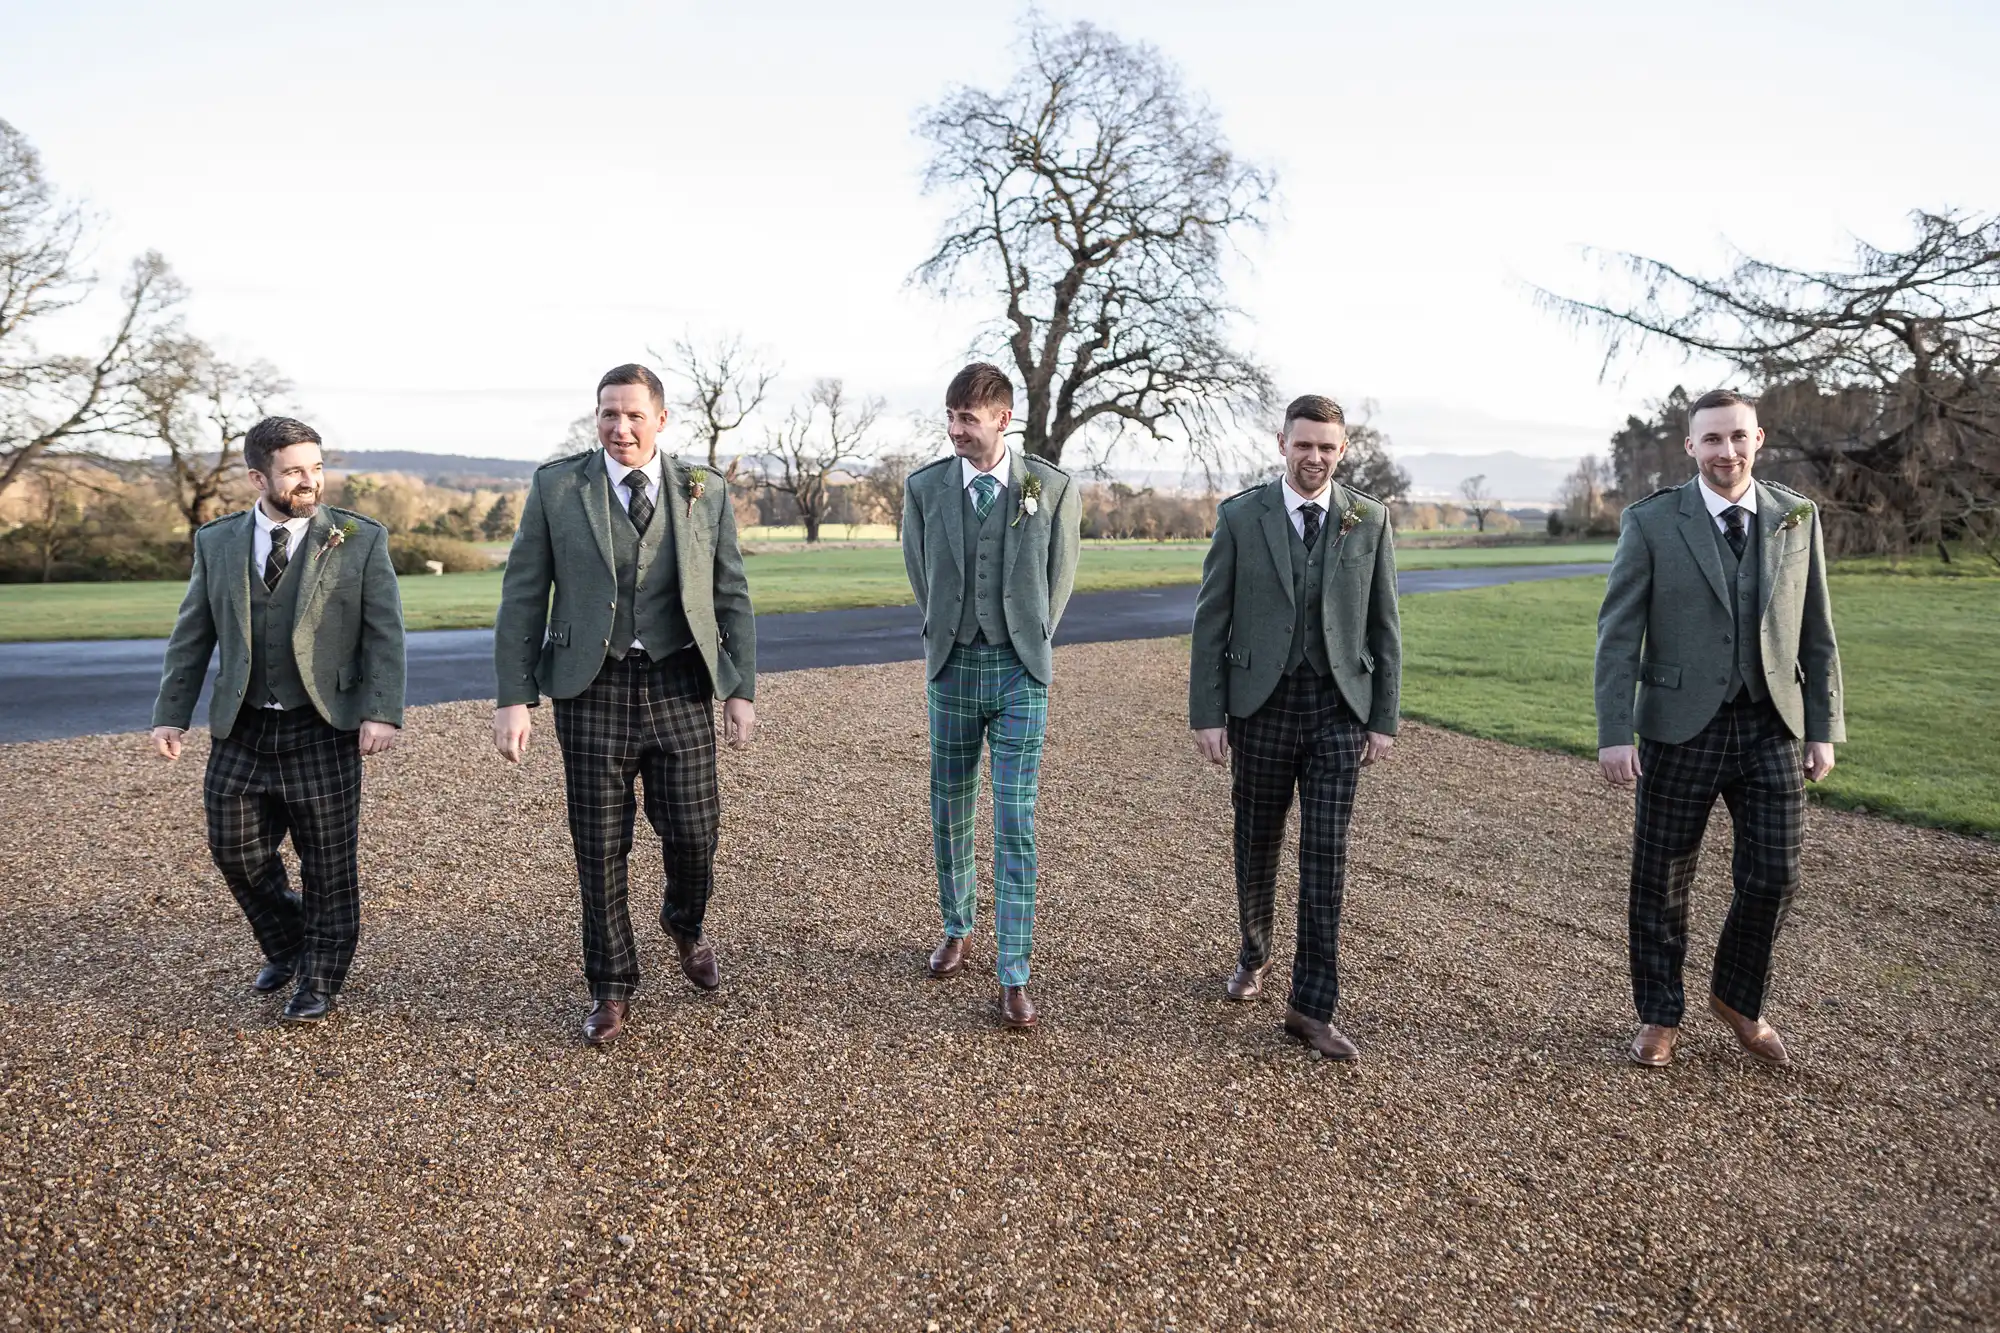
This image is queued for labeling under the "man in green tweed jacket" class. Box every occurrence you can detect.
[1189,393,1401,1062]
[1596,388,1845,1070]
[901,362,1080,1030]
[491,363,757,1047]
[150,416,405,1023]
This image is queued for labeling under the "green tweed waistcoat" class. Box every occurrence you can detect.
[1281,519,1335,678]
[1714,518,1768,704]
[247,547,312,710]
[605,473,693,659]
[955,480,1010,646]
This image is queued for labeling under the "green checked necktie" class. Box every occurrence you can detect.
[970,472,999,522]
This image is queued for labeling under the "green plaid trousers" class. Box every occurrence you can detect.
[928,640,1048,986]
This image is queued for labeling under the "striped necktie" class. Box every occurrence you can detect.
[264,526,290,591]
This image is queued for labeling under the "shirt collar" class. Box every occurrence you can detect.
[1281,476,1332,513]
[961,453,1010,491]
[253,503,310,538]
[1697,474,1758,517]
[604,448,665,491]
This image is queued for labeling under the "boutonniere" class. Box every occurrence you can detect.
[1778,501,1813,531]
[315,519,358,562]
[1337,500,1370,538]
[1012,472,1043,527]
[686,467,707,519]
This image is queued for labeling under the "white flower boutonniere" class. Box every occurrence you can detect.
[686,467,708,519]
[1778,501,1813,532]
[315,519,358,562]
[1337,500,1371,539]
[1013,473,1043,527]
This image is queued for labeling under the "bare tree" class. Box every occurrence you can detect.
[1337,405,1412,503]
[914,18,1276,471]
[0,120,185,499]
[1459,474,1498,532]
[132,333,288,545]
[761,378,881,543]
[658,333,775,469]
[548,413,596,462]
[1540,210,2000,559]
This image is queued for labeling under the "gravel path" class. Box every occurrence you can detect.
[1,639,1993,1331]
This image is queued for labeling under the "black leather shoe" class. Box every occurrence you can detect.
[253,956,299,993]
[282,987,333,1022]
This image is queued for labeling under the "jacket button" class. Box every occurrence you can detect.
[1723,634,1732,643]
[1718,675,1728,685]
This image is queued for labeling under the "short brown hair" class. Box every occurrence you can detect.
[597,362,666,411]
[1282,394,1346,434]
[1688,388,1757,424]
[244,416,322,475]
[946,362,1014,412]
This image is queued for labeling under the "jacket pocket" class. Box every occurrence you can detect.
[1642,661,1682,688]
[1225,646,1251,668]
[336,664,358,693]
[1359,651,1376,673]
[546,620,571,647]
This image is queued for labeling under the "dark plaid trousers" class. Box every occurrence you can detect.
[552,649,720,1001]
[1630,696,1805,1026]
[1228,669,1368,1022]
[204,707,364,994]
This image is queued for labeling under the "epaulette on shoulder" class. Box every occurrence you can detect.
[1627,486,1679,509]
[194,512,238,534]
[1345,485,1384,508]
[538,449,592,471]
[1024,453,1070,480]
[1761,479,1808,503]
[1216,484,1264,510]
[323,505,385,532]
[909,456,955,479]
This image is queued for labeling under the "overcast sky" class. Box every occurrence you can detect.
[4,0,1994,470]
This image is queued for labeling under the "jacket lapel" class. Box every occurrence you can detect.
[1676,480,1731,608]
[291,506,336,625]
[661,457,698,591]
[1754,479,1787,623]
[224,510,255,660]
[1259,482,1294,605]
[937,456,966,580]
[581,452,616,575]
[1001,446,1026,586]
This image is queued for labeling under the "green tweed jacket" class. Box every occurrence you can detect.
[493,449,755,708]
[901,446,1082,685]
[1595,476,1845,747]
[1189,479,1402,733]
[152,505,406,739]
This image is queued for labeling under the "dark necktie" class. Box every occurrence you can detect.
[970,473,998,522]
[264,526,289,591]
[1722,505,1748,560]
[1299,502,1324,549]
[624,470,654,536]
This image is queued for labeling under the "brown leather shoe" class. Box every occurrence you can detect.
[583,999,627,1046]
[1226,960,1273,1002]
[1629,1023,1680,1068]
[675,935,720,991]
[1283,1008,1359,1061]
[999,985,1037,1029]
[928,935,968,979]
[1709,995,1791,1067]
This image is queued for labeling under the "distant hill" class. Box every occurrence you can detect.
[1395,451,1581,506]
[324,450,542,482]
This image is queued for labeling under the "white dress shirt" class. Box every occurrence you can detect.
[1280,476,1334,540]
[252,503,311,579]
[960,452,1011,498]
[604,449,667,653]
[1696,475,1759,534]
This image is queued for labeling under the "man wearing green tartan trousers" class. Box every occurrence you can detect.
[902,362,1081,1029]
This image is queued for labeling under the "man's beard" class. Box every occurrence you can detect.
[269,488,319,519]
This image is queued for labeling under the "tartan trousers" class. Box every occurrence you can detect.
[204,707,364,994]
[1630,696,1805,1026]
[553,649,720,1001]
[928,640,1049,988]
[1228,669,1367,1023]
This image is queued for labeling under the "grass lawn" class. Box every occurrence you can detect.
[0,541,1619,641]
[1398,572,2000,838]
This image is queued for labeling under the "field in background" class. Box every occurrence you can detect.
[1398,571,2000,837]
[0,540,1618,641]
